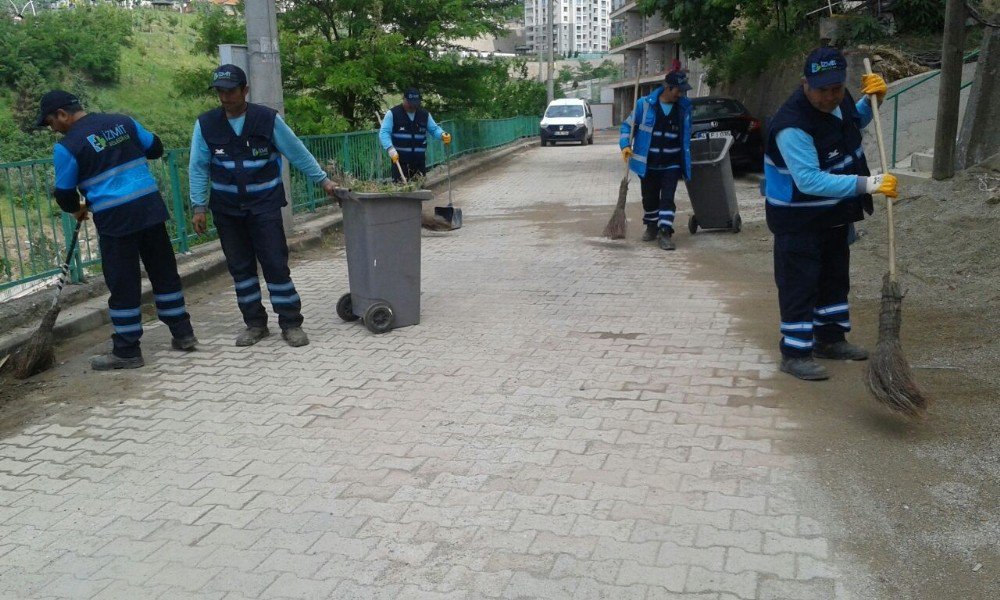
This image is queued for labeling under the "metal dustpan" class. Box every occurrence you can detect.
[434,144,462,229]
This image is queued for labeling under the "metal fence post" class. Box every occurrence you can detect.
[61,212,83,283]
[167,151,189,253]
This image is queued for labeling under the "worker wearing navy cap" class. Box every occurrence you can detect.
[39,90,198,370]
[619,71,694,250]
[188,64,337,348]
[379,88,452,182]
[764,47,895,381]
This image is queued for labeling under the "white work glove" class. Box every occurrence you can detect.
[863,173,898,198]
[388,147,399,162]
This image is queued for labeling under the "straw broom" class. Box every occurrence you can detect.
[4,218,83,380]
[862,58,930,418]
[603,60,643,239]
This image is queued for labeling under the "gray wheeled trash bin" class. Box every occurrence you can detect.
[333,188,432,334]
[686,136,741,234]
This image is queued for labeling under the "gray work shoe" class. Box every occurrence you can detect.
[641,223,658,242]
[657,230,676,251]
[91,353,145,371]
[236,326,270,347]
[780,357,829,381]
[814,340,869,361]
[282,327,309,347]
[171,335,198,351]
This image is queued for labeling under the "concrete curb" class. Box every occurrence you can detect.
[0,137,536,359]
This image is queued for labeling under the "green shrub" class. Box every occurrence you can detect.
[893,0,946,33]
[844,15,890,45]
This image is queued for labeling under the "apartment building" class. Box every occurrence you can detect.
[525,0,612,56]
[609,0,708,123]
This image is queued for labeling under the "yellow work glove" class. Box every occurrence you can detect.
[442,132,452,145]
[388,147,399,163]
[865,173,898,198]
[861,73,888,104]
[621,147,633,163]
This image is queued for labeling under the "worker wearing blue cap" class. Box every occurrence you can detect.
[764,47,895,381]
[38,90,198,371]
[619,71,694,250]
[380,88,452,182]
[188,64,337,349]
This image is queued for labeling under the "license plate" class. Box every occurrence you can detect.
[554,131,569,136]
[695,131,731,139]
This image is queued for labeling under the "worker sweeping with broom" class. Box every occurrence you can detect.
[763,47,894,382]
[618,71,694,250]
[35,90,198,371]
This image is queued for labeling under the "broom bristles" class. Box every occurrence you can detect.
[603,176,630,239]
[8,304,60,379]
[865,274,930,418]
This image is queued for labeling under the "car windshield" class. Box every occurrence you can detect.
[691,99,745,120]
[545,105,585,118]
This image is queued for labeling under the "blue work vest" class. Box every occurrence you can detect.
[764,88,873,234]
[647,102,683,170]
[198,103,285,216]
[390,104,429,170]
[620,88,692,180]
[58,113,167,237]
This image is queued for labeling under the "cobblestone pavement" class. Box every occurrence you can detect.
[2,138,870,599]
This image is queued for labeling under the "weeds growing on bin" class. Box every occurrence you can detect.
[325,161,425,193]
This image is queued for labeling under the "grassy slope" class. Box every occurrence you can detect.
[0,10,216,157]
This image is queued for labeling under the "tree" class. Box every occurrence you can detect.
[276,0,523,128]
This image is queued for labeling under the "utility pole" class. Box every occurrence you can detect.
[932,0,967,180]
[244,0,293,235]
[547,0,555,103]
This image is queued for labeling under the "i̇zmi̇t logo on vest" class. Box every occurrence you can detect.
[86,124,131,153]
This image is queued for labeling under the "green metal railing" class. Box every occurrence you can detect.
[886,50,980,168]
[0,115,538,293]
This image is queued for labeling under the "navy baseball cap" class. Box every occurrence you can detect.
[804,47,847,88]
[664,71,692,91]
[35,90,80,127]
[403,88,421,105]
[209,64,247,90]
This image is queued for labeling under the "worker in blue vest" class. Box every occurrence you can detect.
[764,47,895,381]
[188,65,336,348]
[379,88,452,181]
[40,90,198,370]
[620,71,693,251]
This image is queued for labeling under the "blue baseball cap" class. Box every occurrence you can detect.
[209,64,247,90]
[403,88,421,105]
[664,71,692,91]
[804,47,847,88]
[35,90,80,127]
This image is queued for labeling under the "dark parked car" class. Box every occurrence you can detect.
[689,97,763,171]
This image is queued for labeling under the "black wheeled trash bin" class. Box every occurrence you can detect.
[333,188,432,334]
[685,136,742,234]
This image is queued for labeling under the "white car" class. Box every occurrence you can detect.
[539,99,593,146]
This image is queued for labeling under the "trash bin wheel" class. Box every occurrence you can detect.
[336,293,359,322]
[732,214,742,233]
[364,303,394,334]
[688,216,698,235]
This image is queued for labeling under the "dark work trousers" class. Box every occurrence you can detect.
[392,158,427,182]
[640,168,681,233]
[98,222,194,359]
[773,225,852,358]
[213,208,303,331]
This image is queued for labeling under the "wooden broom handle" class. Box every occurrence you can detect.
[863,57,896,281]
[624,59,643,178]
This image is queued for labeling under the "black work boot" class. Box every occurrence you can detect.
[91,353,145,371]
[657,229,676,251]
[641,223,658,242]
[171,334,199,351]
[780,357,829,381]
[814,340,869,361]
[236,326,270,347]
[281,327,309,347]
